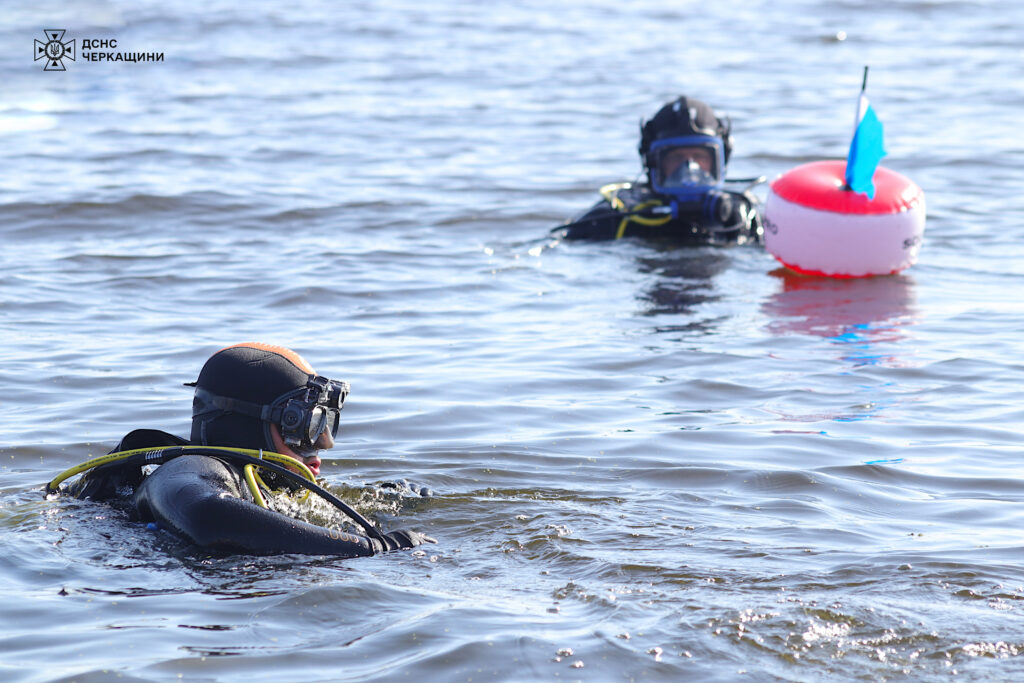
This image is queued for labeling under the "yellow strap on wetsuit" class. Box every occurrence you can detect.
[599,182,673,239]
[47,445,316,495]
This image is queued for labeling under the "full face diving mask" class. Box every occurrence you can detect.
[649,135,725,197]
[647,135,736,226]
[193,375,349,451]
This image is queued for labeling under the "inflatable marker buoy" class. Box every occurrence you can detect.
[763,160,925,278]
[765,67,926,278]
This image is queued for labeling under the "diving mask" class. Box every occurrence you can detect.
[649,135,725,198]
[193,375,350,451]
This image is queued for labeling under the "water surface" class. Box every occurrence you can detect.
[3,1,1024,680]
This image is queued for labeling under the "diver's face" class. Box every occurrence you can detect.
[660,146,715,179]
[270,423,333,477]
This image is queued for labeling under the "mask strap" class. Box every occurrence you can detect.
[192,387,279,422]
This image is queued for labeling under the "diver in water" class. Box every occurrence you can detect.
[556,95,764,244]
[57,343,432,557]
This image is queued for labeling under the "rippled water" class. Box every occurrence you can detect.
[3,0,1024,680]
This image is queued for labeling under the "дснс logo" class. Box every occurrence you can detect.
[35,30,75,71]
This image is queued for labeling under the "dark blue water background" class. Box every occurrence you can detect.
[2,1,1024,680]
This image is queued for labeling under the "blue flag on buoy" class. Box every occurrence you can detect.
[844,69,887,199]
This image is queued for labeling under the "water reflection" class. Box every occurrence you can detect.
[634,249,730,331]
[762,269,918,367]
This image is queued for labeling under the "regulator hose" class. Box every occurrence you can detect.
[45,445,389,543]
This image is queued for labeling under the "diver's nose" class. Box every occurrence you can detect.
[314,428,335,450]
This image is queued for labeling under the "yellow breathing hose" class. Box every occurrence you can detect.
[598,182,673,239]
[599,182,630,209]
[242,463,268,508]
[615,200,672,239]
[47,445,316,509]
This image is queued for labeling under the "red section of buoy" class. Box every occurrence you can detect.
[773,256,900,279]
[769,160,923,215]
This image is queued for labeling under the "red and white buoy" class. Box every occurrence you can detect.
[764,160,925,278]
[764,68,926,278]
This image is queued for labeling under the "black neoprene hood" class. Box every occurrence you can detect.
[189,343,315,451]
[639,96,733,167]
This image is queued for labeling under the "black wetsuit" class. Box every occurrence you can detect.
[70,429,426,557]
[558,182,763,245]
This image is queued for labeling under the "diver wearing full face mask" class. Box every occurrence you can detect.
[60,343,432,557]
[556,96,764,245]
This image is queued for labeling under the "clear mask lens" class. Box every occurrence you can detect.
[648,136,725,197]
[276,376,348,450]
[664,159,715,187]
[657,145,719,188]
[307,406,329,444]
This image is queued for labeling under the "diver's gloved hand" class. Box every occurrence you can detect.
[379,529,437,551]
[379,479,433,497]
